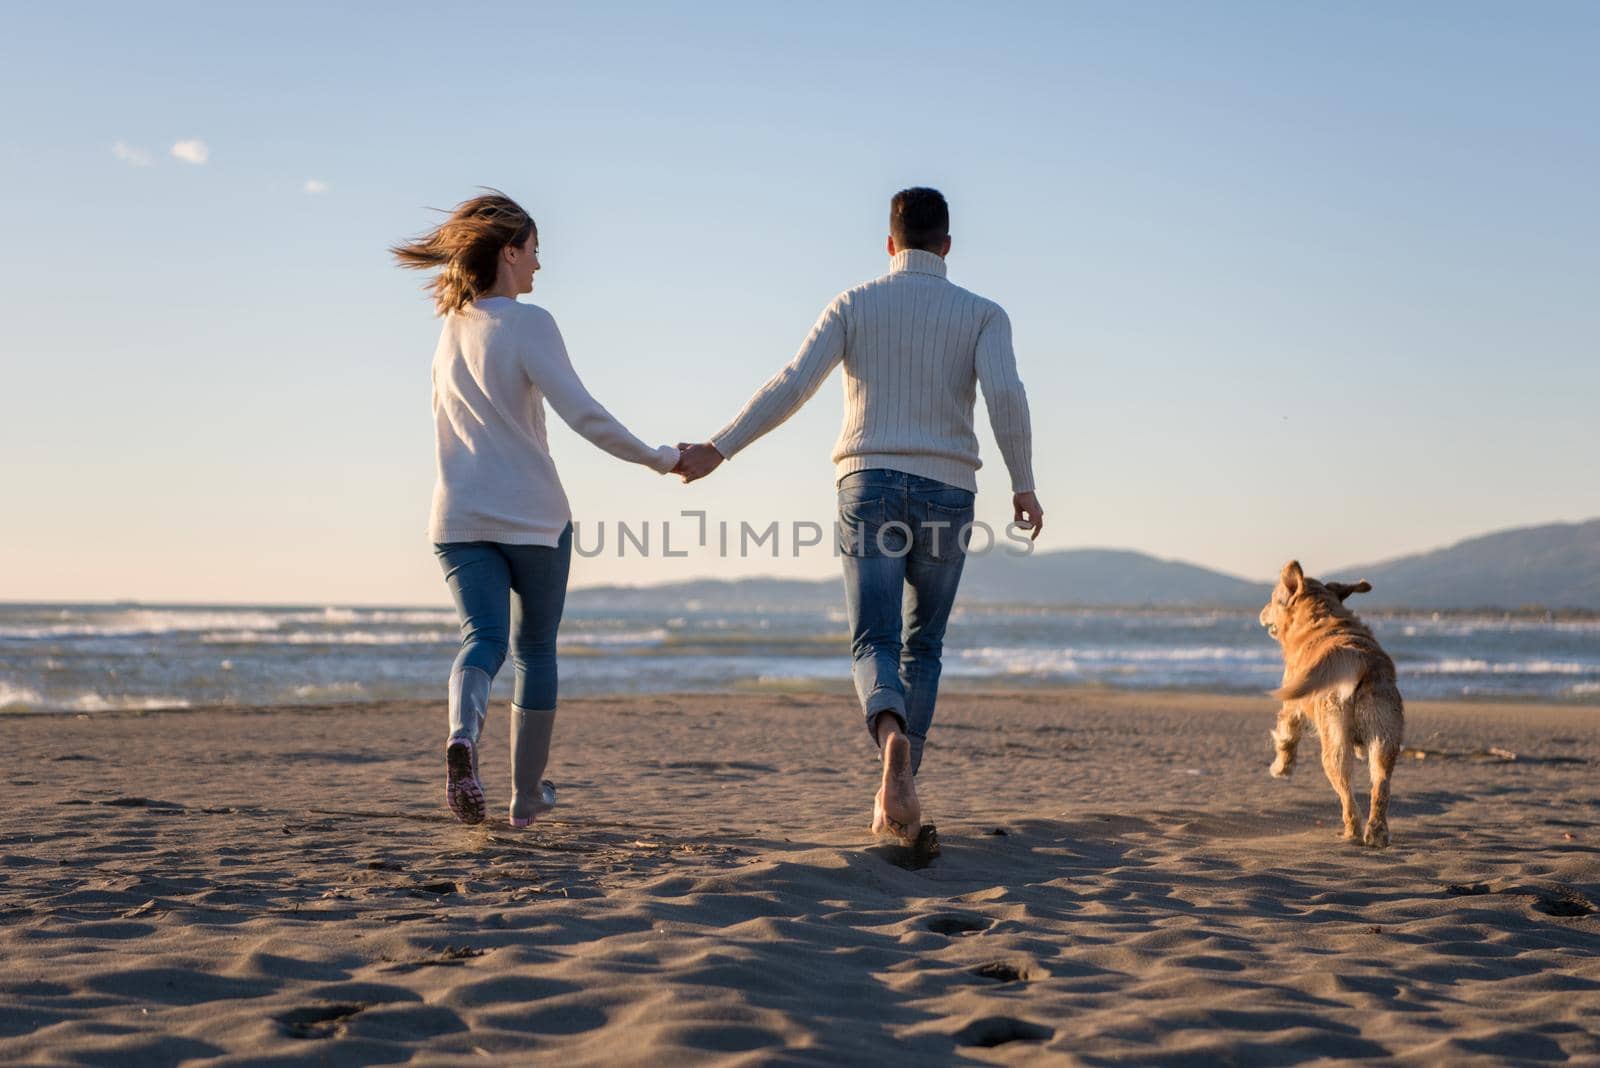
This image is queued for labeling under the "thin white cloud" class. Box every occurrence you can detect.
[112,140,152,167]
[170,139,210,165]
[303,179,329,195]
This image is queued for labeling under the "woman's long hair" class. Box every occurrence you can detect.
[391,190,535,315]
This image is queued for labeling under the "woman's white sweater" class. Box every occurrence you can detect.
[428,297,678,546]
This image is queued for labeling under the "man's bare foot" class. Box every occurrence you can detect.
[871,730,921,842]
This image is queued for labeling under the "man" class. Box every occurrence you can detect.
[677,187,1042,842]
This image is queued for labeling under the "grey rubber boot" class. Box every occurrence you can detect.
[444,666,493,825]
[508,705,558,827]
[447,666,492,745]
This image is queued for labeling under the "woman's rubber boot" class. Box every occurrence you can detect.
[444,666,492,824]
[508,705,558,827]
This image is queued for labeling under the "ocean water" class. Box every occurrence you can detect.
[0,601,1596,713]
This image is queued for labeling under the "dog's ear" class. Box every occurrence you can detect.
[1327,579,1373,602]
[1280,560,1304,595]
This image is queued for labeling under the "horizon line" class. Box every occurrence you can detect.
[1,513,1591,611]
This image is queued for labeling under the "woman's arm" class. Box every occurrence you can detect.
[521,308,679,473]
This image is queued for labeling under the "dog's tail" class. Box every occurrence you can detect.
[1273,648,1368,702]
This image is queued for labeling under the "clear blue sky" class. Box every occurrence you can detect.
[2,2,1595,604]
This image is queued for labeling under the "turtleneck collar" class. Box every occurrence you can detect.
[889,248,948,277]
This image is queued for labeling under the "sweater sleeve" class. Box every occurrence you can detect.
[974,303,1036,494]
[709,298,847,460]
[523,309,679,474]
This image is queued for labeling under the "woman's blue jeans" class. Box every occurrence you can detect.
[434,523,573,712]
[838,470,974,775]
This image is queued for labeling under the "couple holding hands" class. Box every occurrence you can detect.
[393,186,1041,839]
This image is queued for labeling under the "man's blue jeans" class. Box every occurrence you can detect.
[434,523,573,713]
[838,469,974,775]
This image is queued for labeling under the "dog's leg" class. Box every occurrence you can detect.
[1363,738,1399,848]
[1270,703,1303,778]
[1319,723,1359,840]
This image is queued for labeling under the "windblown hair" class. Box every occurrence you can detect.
[391,190,535,315]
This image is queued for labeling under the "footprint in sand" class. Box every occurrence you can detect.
[1445,880,1596,917]
[1531,890,1595,918]
[378,946,487,973]
[276,1002,366,1039]
[873,825,941,870]
[926,913,991,936]
[969,961,1032,983]
[952,1016,1054,1048]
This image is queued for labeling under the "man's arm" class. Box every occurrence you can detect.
[975,304,1043,537]
[975,304,1036,494]
[706,299,848,462]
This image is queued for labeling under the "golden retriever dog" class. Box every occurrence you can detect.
[1259,561,1404,848]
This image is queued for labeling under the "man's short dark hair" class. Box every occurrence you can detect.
[889,187,949,252]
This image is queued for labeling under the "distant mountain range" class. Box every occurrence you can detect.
[1346,518,1600,612]
[958,548,1265,607]
[568,518,1600,613]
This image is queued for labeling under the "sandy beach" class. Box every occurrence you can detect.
[2,689,1597,1065]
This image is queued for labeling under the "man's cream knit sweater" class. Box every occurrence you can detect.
[711,249,1035,494]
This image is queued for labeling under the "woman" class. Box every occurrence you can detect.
[392,191,680,827]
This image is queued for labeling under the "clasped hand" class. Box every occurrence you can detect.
[672,442,725,483]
